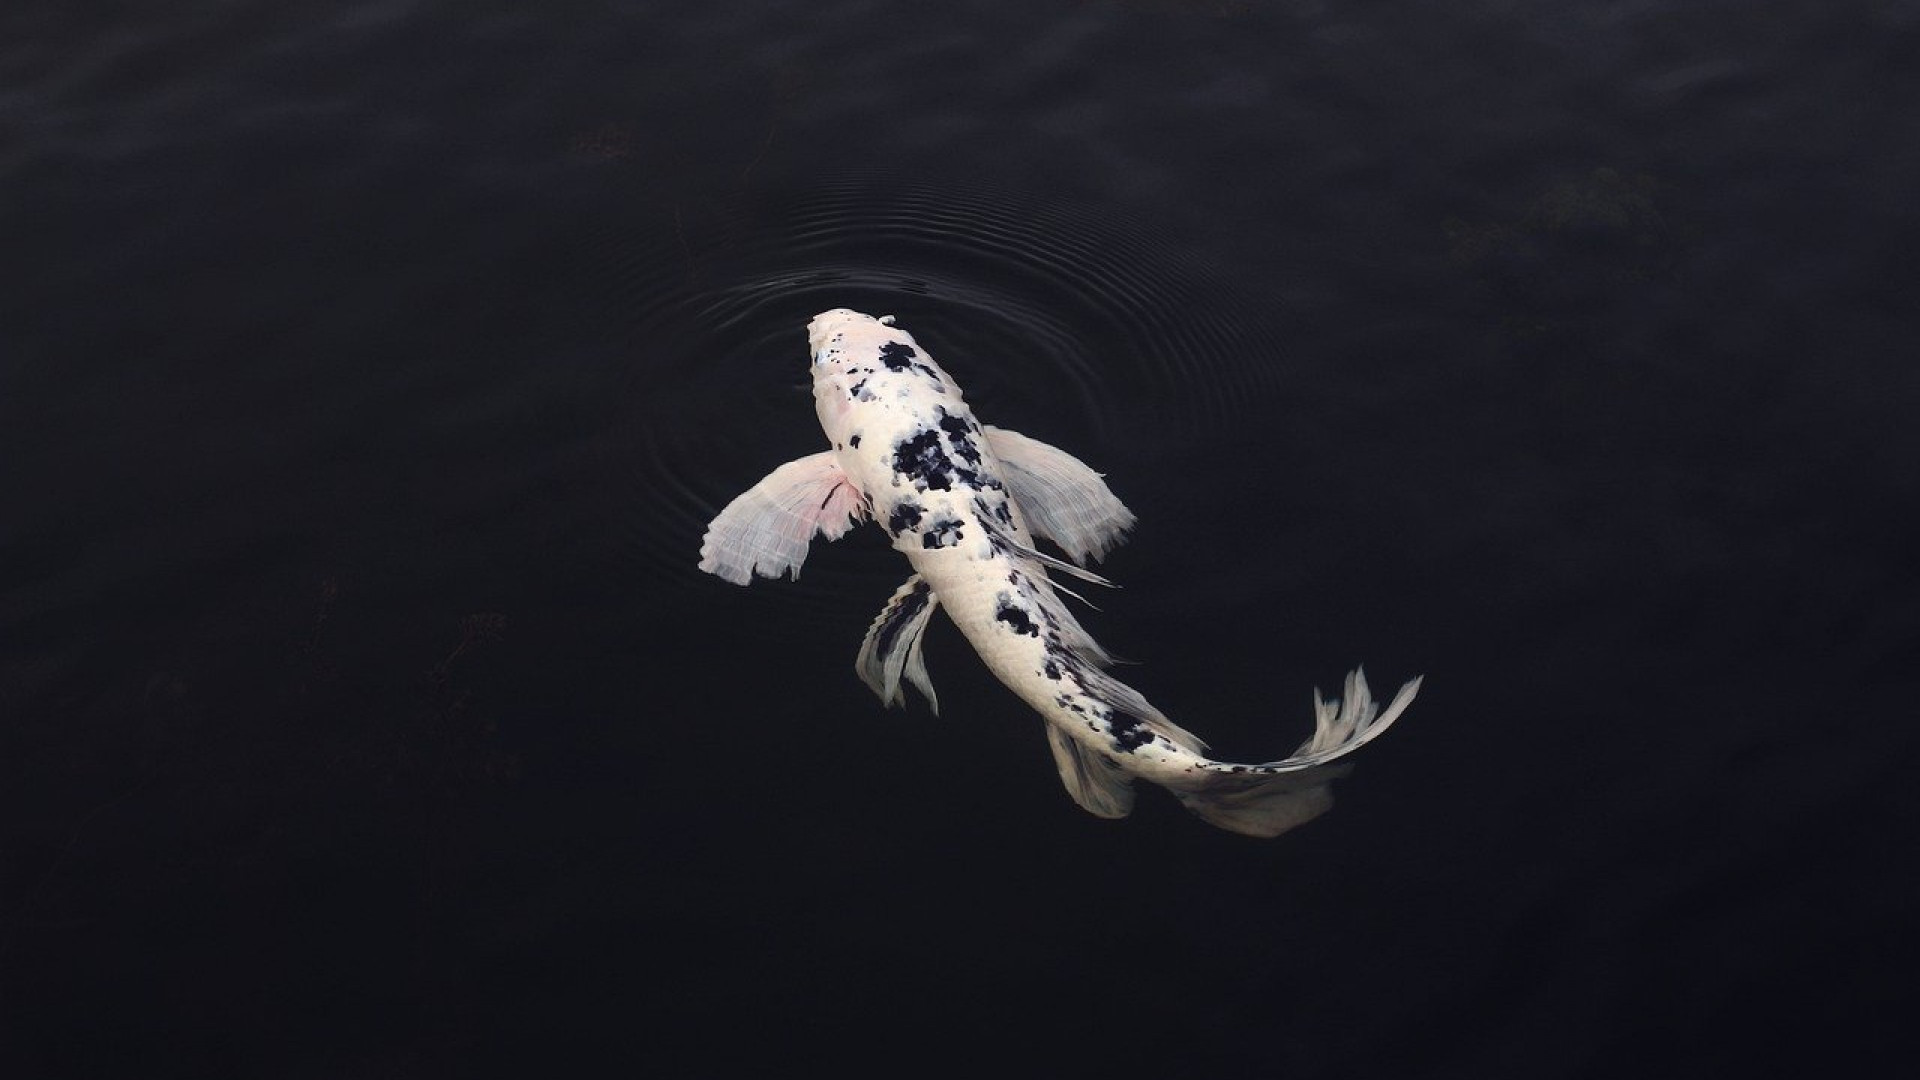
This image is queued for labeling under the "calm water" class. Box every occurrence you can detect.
[5,1,1915,1075]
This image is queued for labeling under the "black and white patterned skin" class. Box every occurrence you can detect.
[698,308,1420,837]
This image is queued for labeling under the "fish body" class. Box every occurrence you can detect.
[698,308,1419,837]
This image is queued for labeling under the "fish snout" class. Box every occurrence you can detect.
[807,307,883,359]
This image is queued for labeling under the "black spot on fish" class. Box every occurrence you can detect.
[893,428,955,491]
[949,460,1000,493]
[1043,659,1063,681]
[996,597,1039,637]
[1107,708,1155,754]
[849,379,873,402]
[936,409,986,471]
[886,500,924,537]
[922,518,964,549]
[878,342,916,370]
[849,433,861,448]
[877,341,938,379]
[939,422,982,466]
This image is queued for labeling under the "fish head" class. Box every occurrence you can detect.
[808,307,898,435]
[806,308,895,362]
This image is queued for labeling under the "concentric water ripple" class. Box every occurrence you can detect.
[576,175,1288,605]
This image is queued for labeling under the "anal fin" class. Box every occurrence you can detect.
[1045,723,1135,819]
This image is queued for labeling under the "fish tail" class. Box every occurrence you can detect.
[1172,669,1422,838]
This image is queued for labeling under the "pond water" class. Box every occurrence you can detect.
[4,1,1914,1075]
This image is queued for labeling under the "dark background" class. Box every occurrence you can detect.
[4,1,1915,1076]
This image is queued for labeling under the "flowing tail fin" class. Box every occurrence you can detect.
[1173,669,1422,838]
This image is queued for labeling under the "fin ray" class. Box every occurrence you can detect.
[1071,662,1210,754]
[977,512,1115,589]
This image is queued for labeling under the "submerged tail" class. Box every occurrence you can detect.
[1171,669,1422,838]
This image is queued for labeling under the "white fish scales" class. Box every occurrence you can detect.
[698,308,1420,837]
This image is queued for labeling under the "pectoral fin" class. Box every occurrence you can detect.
[983,426,1137,566]
[855,574,941,713]
[1045,723,1135,819]
[698,451,866,585]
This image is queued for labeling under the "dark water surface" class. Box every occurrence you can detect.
[5,1,1916,1075]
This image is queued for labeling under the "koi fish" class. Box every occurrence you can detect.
[698,308,1419,837]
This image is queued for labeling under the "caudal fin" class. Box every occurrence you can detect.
[1175,776,1339,838]
[1173,669,1422,838]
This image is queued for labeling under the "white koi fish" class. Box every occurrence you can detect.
[698,308,1420,837]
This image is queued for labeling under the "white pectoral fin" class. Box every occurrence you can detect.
[1045,723,1136,819]
[855,574,941,713]
[697,451,866,585]
[983,426,1137,566]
